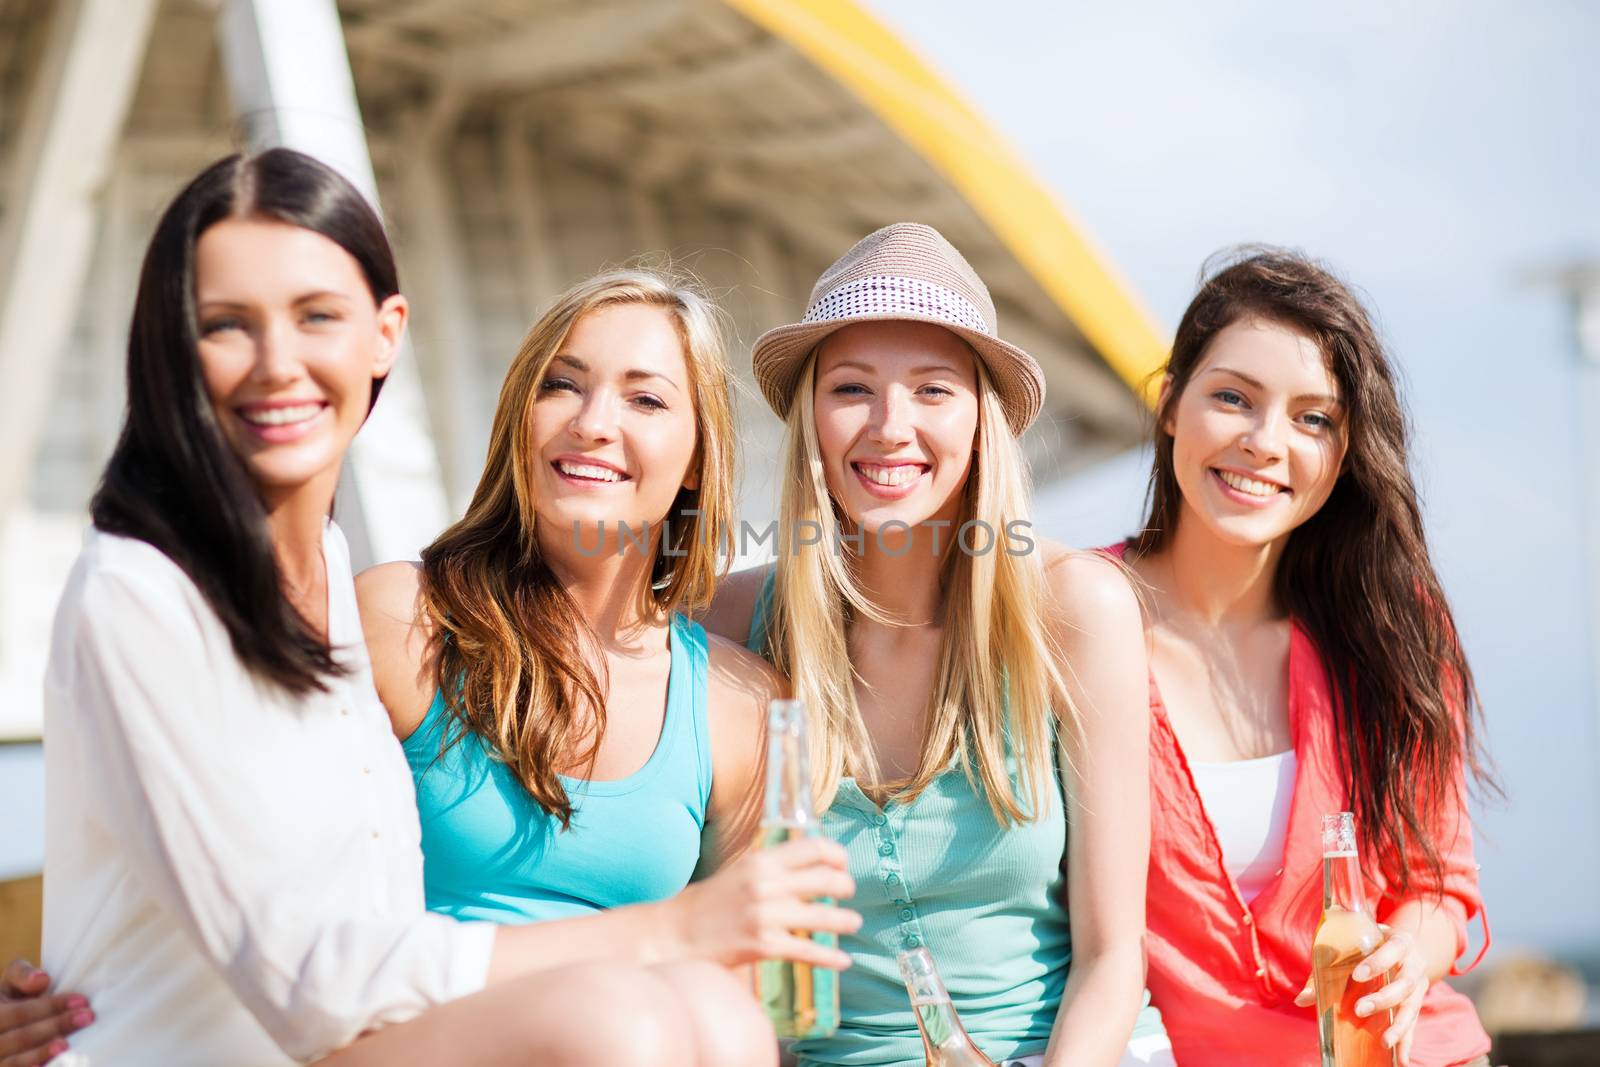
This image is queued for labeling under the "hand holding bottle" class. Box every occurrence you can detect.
[664,838,859,970]
[1296,924,1427,1065]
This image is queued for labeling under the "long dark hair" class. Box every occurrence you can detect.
[1130,247,1493,894]
[90,148,399,694]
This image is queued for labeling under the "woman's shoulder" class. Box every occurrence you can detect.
[1038,539,1141,624]
[703,629,786,710]
[61,529,210,631]
[699,562,776,644]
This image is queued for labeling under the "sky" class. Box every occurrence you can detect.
[861,0,1600,958]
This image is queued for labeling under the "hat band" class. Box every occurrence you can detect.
[801,275,992,336]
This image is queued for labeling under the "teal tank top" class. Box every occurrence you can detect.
[405,613,713,924]
[745,572,1164,1067]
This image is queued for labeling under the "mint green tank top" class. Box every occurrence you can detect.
[405,613,713,923]
[746,573,1164,1066]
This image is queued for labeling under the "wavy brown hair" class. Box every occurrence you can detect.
[420,269,736,827]
[1128,247,1493,894]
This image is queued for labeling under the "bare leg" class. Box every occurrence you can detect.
[317,962,696,1067]
[652,961,778,1067]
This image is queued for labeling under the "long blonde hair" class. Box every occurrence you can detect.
[763,353,1070,824]
[420,268,736,827]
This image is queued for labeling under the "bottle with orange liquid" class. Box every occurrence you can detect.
[896,947,998,1067]
[1312,811,1396,1067]
[756,699,840,1038]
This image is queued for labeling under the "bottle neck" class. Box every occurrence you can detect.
[1322,850,1370,913]
[765,723,816,826]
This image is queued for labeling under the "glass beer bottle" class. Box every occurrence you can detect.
[897,947,998,1067]
[756,699,840,1038]
[1312,812,1396,1067]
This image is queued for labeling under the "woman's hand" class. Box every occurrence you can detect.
[666,837,859,971]
[0,959,93,1067]
[1295,925,1429,1065]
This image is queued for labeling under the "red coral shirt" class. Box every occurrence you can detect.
[1143,621,1491,1066]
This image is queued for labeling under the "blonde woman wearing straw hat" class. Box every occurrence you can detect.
[705,224,1174,1067]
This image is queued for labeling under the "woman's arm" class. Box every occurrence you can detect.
[354,565,856,985]
[1039,550,1153,1067]
[698,634,787,875]
[354,562,437,741]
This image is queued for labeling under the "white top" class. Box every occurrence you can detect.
[1188,750,1297,904]
[43,524,495,1066]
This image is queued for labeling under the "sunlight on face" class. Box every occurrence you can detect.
[194,218,403,507]
[812,320,980,535]
[1166,317,1348,550]
[528,302,699,556]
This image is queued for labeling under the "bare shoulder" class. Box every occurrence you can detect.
[353,560,435,739]
[1040,540,1141,630]
[704,630,787,716]
[355,560,425,625]
[699,562,776,644]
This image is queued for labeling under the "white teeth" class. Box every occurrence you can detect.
[242,403,321,426]
[1217,470,1284,497]
[857,463,923,487]
[557,461,624,482]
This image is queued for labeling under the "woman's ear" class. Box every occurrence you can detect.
[1157,373,1176,437]
[372,293,409,379]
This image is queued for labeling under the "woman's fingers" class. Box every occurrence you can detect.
[1292,974,1315,1007]
[772,902,862,938]
[1355,970,1419,1016]
[766,837,850,872]
[0,994,92,1053]
[1383,981,1427,1061]
[766,932,853,972]
[0,963,47,1000]
[772,865,856,903]
[1352,927,1409,982]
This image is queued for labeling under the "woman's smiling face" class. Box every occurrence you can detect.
[811,320,980,534]
[1166,316,1348,549]
[527,302,700,552]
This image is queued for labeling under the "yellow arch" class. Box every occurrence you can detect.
[721,0,1167,404]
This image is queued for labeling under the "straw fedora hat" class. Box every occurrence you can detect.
[750,223,1045,435]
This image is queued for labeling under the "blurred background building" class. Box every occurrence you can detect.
[1,0,1596,1055]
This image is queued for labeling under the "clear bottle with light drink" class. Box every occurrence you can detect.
[897,947,998,1067]
[756,698,840,1038]
[1312,811,1397,1067]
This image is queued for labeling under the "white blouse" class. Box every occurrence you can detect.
[1188,750,1297,904]
[43,523,495,1066]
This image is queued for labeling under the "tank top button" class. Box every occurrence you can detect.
[879,842,895,856]
[872,813,887,826]
[900,907,914,921]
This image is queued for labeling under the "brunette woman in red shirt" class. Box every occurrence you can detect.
[1109,249,1493,1067]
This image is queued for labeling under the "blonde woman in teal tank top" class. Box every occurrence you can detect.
[358,270,862,1065]
[704,225,1173,1067]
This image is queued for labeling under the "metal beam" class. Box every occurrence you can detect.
[0,0,157,525]
[497,113,562,318]
[395,105,487,515]
[217,0,452,567]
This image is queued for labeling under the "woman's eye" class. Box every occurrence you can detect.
[918,384,954,399]
[631,394,667,412]
[1301,411,1334,430]
[538,377,578,394]
[831,383,870,396]
[303,309,339,325]
[1213,388,1246,407]
[198,317,242,337]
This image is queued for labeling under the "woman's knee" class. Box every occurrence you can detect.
[653,960,777,1067]
[539,963,697,1067]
